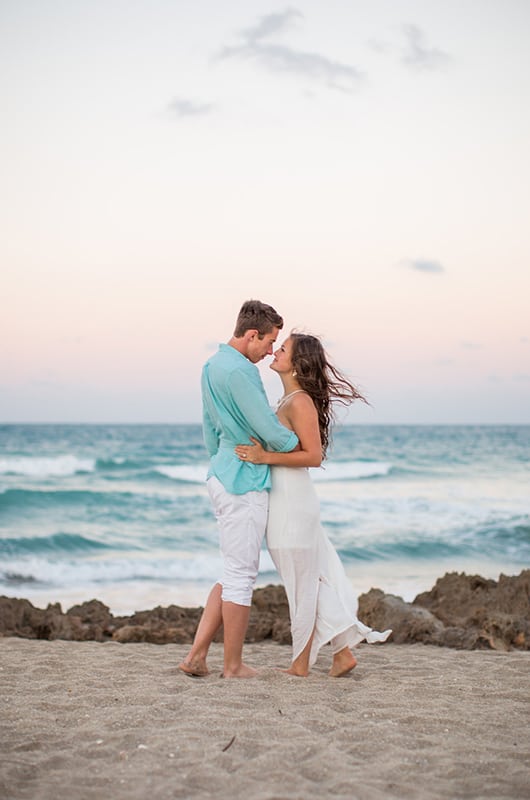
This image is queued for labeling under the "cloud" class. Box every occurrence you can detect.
[241,7,303,42]
[217,9,364,93]
[401,258,445,274]
[460,341,483,350]
[367,38,393,55]
[401,25,450,71]
[168,98,214,118]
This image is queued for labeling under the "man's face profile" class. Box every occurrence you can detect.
[247,327,280,363]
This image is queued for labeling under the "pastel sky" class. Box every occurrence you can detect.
[1,0,529,424]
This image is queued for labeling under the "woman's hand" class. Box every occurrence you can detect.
[235,437,267,464]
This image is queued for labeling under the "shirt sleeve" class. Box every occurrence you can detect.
[228,368,299,452]
[202,385,220,457]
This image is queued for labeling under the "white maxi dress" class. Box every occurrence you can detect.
[266,395,391,666]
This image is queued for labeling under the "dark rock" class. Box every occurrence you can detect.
[252,584,290,615]
[37,606,83,641]
[112,624,192,644]
[246,584,291,643]
[357,589,445,644]
[413,570,530,650]
[434,626,481,650]
[3,571,527,650]
[67,599,113,627]
[271,618,292,645]
[0,585,292,646]
[112,625,150,643]
[413,571,530,621]
[119,604,202,643]
[357,570,530,651]
[0,596,48,639]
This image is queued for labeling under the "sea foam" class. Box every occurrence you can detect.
[154,461,391,484]
[311,461,392,481]
[0,552,228,588]
[0,455,95,477]
[155,465,208,483]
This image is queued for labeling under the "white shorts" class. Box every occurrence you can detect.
[207,476,268,606]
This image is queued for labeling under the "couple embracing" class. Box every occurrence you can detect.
[179,300,390,679]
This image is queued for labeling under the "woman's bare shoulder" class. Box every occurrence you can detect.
[288,391,317,414]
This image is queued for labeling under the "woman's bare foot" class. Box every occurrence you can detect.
[329,648,357,678]
[221,662,258,678]
[284,666,309,677]
[178,658,209,677]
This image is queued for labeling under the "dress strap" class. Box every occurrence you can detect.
[276,389,308,411]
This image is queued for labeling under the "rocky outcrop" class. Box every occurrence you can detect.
[113,604,203,644]
[356,589,446,645]
[0,597,120,642]
[0,585,291,646]
[247,584,292,644]
[357,570,530,651]
[1,571,528,650]
[414,570,530,650]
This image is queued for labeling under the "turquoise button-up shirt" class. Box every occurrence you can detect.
[202,343,299,494]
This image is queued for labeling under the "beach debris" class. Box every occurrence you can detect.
[222,735,236,752]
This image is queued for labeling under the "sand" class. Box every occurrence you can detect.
[1,638,529,800]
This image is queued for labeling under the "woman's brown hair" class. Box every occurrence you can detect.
[290,333,367,458]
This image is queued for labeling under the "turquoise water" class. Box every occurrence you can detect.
[0,424,528,613]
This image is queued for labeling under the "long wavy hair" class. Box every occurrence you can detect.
[290,333,367,458]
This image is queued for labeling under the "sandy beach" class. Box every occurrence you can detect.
[1,638,528,800]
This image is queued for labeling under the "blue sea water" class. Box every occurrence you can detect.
[0,424,528,614]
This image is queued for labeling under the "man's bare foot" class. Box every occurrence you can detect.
[178,658,209,677]
[221,662,258,678]
[329,648,357,678]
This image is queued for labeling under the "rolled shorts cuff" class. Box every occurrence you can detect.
[221,584,254,607]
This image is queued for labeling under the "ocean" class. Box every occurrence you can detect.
[0,424,528,615]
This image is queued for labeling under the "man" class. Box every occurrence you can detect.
[178,300,299,678]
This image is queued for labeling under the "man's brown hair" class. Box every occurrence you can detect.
[233,300,283,338]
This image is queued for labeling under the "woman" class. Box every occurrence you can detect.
[235,333,391,677]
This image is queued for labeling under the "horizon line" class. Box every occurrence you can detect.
[1,421,530,427]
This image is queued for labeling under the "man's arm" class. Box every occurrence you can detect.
[235,393,320,467]
[229,370,298,452]
[201,369,220,457]
[202,403,219,457]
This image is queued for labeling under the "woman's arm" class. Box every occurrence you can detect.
[235,393,322,468]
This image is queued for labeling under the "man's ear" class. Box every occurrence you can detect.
[245,329,258,342]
